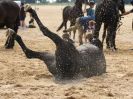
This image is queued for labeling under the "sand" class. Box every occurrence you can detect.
[0,5,132,99]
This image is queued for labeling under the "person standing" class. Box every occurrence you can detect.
[19,2,26,29]
[83,0,95,31]
[63,16,95,45]
[83,0,95,17]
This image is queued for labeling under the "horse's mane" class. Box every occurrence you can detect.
[75,0,83,7]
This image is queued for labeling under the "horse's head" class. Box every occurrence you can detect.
[75,0,85,6]
[114,0,125,13]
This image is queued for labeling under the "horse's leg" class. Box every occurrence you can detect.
[93,21,102,39]
[78,25,84,45]
[64,19,67,30]
[71,22,76,40]
[102,23,107,44]
[5,15,19,49]
[106,27,111,49]
[69,21,73,37]
[4,23,16,49]
[112,31,117,50]
[112,22,118,50]
[14,34,57,75]
[73,29,76,40]
[109,22,118,51]
[107,25,117,51]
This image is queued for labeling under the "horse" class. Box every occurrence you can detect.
[8,4,106,81]
[102,16,123,47]
[93,0,125,50]
[0,0,20,49]
[56,0,85,39]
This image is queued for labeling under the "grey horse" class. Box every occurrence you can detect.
[7,5,106,81]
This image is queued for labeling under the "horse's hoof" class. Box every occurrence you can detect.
[114,47,118,50]
[5,45,13,49]
[111,47,117,52]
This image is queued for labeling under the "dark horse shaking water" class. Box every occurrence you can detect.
[6,4,106,81]
[0,0,20,49]
[56,0,85,39]
[93,0,125,51]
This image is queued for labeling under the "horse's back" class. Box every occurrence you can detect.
[77,43,106,77]
[0,0,20,24]
[96,0,119,23]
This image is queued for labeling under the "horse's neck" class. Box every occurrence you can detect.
[97,0,114,5]
[75,0,82,8]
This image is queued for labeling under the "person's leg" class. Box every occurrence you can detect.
[84,33,87,43]
[22,20,24,27]
[22,19,26,28]
[64,25,77,33]
[78,25,84,45]
[20,20,22,27]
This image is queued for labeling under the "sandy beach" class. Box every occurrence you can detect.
[0,5,132,99]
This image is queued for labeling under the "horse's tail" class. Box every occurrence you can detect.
[57,6,71,32]
[57,21,64,32]
[56,10,66,32]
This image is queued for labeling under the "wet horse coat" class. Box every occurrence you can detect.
[10,6,106,80]
[93,0,125,50]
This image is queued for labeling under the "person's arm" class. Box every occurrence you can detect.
[83,4,87,13]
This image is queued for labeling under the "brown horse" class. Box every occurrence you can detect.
[0,0,20,48]
[57,0,85,39]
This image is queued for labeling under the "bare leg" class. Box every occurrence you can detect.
[78,26,84,45]
[84,33,87,43]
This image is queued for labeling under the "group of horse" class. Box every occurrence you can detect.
[57,0,125,51]
[0,0,126,81]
